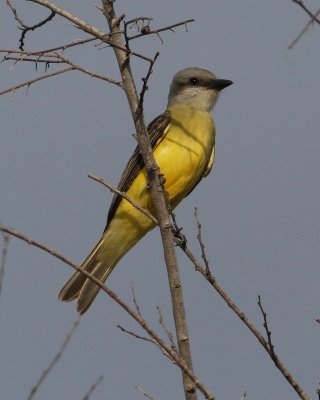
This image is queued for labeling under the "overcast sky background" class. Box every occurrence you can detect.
[1,1,320,399]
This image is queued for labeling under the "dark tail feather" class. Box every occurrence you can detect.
[76,262,114,314]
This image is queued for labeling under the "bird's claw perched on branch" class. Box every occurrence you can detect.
[172,226,187,248]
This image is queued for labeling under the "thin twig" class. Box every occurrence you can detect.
[137,52,160,115]
[176,240,311,400]
[288,9,320,49]
[0,66,74,96]
[194,208,210,273]
[0,234,10,301]
[82,375,104,400]
[3,56,62,64]
[0,226,215,400]
[53,53,122,86]
[2,51,121,88]
[88,174,158,225]
[19,11,56,50]
[1,49,58,57]
[135,386,157,400]
[31,37,98,54]
[5,0,28,27]
[125,16,153,29]
[292,0,320,25]
[0,37,97,58]
[157,305,177,353]
[117,325,156,344]
[257,295,276,359]
[131,282,142,316]
[27,319,80,400]
[117,323,174,361]
[128,18,194,41]
[27,0,153,62]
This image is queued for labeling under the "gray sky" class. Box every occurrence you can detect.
[1,1,320,399]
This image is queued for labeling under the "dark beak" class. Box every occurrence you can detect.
[210,78,233,91]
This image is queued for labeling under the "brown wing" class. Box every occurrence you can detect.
[104,111,171,230]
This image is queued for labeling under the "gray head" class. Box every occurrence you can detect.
[167,67,232,112]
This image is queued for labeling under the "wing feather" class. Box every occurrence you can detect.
[105,111,171,229]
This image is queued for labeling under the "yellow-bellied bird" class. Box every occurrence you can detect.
[59,67,232,314]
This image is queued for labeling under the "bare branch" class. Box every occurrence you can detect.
[19,11,56,50]
[157,305,177,353]
[88,174,158,225]
[257,295,276,358]
[53,53,122,86]
[128,18,195,41]
[26,0,153,62]
[292,0,320,25]
[32,37,98,54]
[125,17,153,34]
[135,386,157,400]
[194,208,210,274]
[0,226,214,400]
[0,66,74,96]
[82,375,104,400]
[27,319,80,400]
[0,234,10,301]
[117,324,156,344]
[1,49,57,57]
[7,0,56,50]
[176,237,311,400]
[3,56,62,64]
[0,37,98,57]
[288,9,320,49]
[137,52,160,115]
[131,282,142,316]
[5,0,28,27]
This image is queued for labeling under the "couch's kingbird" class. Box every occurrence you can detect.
[59,67,232,314]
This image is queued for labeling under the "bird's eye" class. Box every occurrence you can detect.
[189,77,199,85]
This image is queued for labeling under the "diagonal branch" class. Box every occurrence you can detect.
[82,375,104,400]
[135,386,157,400]
[0,225,215,400]
[88,174,157,224]
[288,9,320,49]
[53,53,122,86]
[177,216,311,400]
[26,0,153,62]
[128,18,194,41]
[0,37,98,58]
[292,0,320,25]
[5,0,28,27]
[0,66,74,96]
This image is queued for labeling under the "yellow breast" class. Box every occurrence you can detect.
[154,104,215,206]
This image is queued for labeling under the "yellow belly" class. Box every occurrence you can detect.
[106,105,215,242]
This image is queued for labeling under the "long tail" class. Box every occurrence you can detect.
[59,211,154,314]
[58,237,118,314]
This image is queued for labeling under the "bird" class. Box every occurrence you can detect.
[59,67,232,314]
